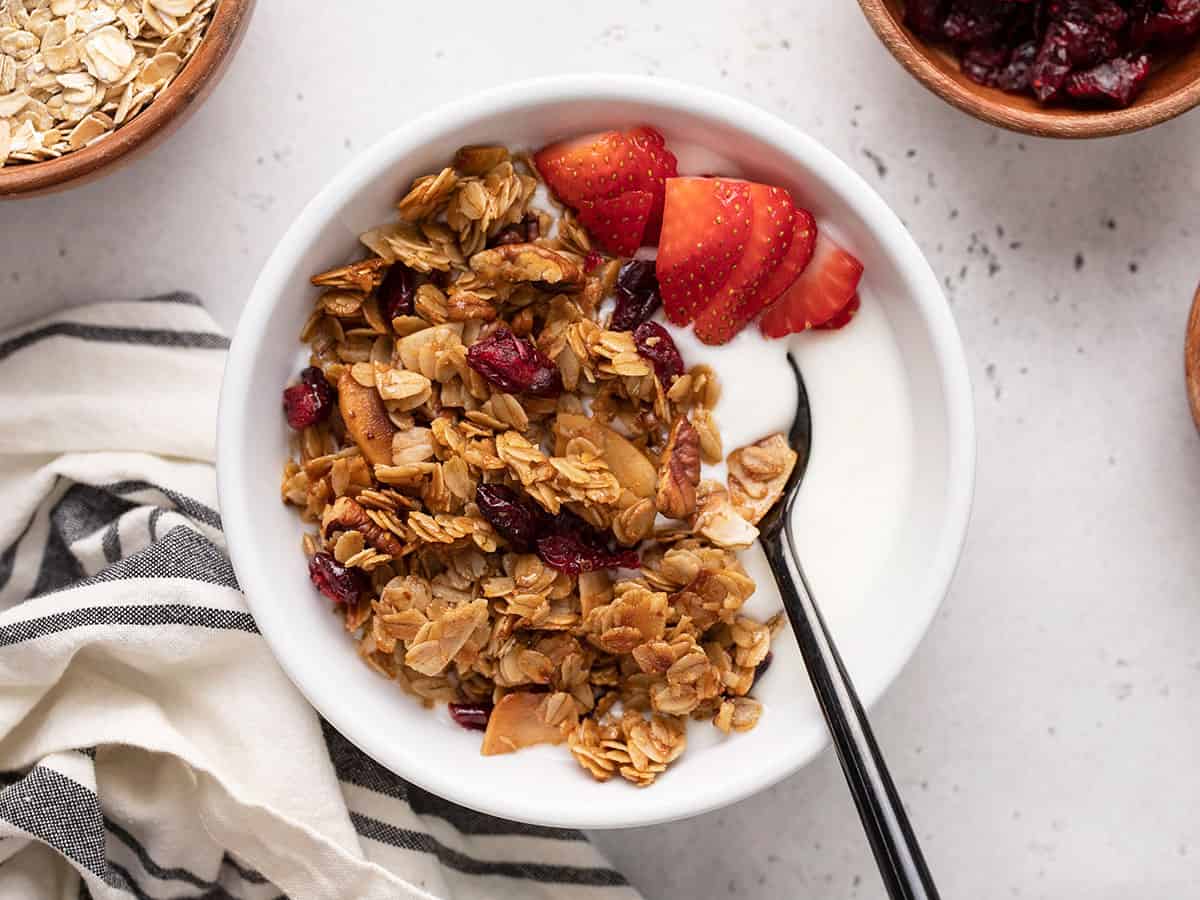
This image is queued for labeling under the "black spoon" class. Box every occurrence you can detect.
[757,352,941,900]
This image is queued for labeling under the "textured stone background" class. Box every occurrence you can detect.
[3,3,1198,898]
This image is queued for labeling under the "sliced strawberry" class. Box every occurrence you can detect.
[626,126,679,240]
[533,127,677,249]
[577,190,654,256]
[759,233,864,338]
[692,184,797,345]
[815,293,861,330]
[656,177,752,326]
[755,208,817,306]
[534,130,635,207]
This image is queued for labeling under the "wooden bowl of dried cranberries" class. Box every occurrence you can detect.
[858,0,1200,138]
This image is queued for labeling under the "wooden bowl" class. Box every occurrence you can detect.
[1187,284,1200,432]
[0,0,254,198]
[857,0,1200,139]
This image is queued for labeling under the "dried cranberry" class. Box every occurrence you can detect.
[467,326,562,397]
[905,0,949,36]
[633,321,684,385]
[283,366,335,430]
[753,651,775,687]
[535,534,639,575]
[378,263,416,320]
[449,702,493,731]
[1065,53,1153,104]
[1133,1,1200,44]
[1057,0,1129,33]
[611,260,662,331]
[905,0,1180,109]
[308,552,366,606]
[489,215,540,248]
[995,39,1038,90]
[491,227,526,247]
[942,0,1013,42]
[584,250,604,273]
[475,483,547,550]
[533,509,639,574]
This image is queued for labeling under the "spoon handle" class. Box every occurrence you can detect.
[760,526,941,900]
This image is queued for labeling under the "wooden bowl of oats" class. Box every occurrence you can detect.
[0,0,253,198]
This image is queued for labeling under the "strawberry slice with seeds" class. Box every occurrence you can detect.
[814,293,861,330]
[577,190,654,256]
[754,208,817,307]
[626,126,679,239]
[759,233,864,338]
[692,183,798,345]
[656,177,753,326]
[534,127,677,249]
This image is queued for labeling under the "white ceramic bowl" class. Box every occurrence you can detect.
[217,74,975,830]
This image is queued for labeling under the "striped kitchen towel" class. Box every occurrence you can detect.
[0,297,639,900]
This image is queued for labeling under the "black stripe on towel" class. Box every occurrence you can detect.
[0,766,106,877]
[136,292,204,307]
[349,812,628,886]
[0,322,228,362]
[106,860,246,900]
[106,819,273,893]
[321,720,585,842]
[103,481,223,531]
[0,601,257,648]
[74,526,237,591]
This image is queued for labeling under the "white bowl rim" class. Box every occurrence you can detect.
[217,72,976,830]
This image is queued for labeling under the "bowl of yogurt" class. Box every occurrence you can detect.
[218,73,975,829]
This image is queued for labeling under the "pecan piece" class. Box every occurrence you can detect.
[444,286,499,322]
[469,243,584,291]
[655,417,701,519]
[337,370,396,466]
[310,257,389,293]
[322,496,404,557]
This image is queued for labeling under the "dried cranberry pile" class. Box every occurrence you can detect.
[905,0,1200,107]
[475,484,640,575]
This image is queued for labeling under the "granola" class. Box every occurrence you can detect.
[281,145,794,788]
[0,0,215,166]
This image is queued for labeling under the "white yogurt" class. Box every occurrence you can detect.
[668,324,797,484]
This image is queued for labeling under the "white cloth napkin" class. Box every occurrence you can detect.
[0,297,641,900]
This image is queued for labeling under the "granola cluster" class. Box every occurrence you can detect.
[281,145,798,787]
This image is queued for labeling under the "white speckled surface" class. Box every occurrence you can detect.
[3,2,1199,897]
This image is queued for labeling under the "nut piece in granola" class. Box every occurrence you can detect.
[727,433,798,524]
[469,243,584,291]
[556,413,656,500]
[481,691,575,755]
[337,370,396,466]
[655,416,701,519]
[693,480,760,549]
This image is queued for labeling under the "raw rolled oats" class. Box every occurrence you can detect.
[282,143,799,788]
[0,0,215,165]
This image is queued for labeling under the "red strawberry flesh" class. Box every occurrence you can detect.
[692,183,797,345]
[760,232,863,338]
[577,189,653,256]
[814,293,861,331]
[534,127,676,251]
[656,177,752,326]
[754,208,817,307]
